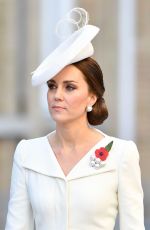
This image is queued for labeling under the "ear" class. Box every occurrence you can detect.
[88,94,97,106]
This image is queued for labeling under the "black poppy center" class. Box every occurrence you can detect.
[99,152,103,156]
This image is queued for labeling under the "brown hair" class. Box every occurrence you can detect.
[73,57,108,125]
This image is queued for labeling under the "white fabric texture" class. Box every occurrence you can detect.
[5,131,145,230]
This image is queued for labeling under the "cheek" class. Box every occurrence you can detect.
[47,91,52,104]
[66,92,89,108]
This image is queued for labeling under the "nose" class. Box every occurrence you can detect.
[54,87,64,100]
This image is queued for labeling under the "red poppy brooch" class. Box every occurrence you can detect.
[90,141,113,169]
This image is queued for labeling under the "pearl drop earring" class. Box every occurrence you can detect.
[87,105,93,112]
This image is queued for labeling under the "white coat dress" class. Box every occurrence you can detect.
[5,130,145,230]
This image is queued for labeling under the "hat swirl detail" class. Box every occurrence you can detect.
[55,7,89,40]
[31,7,100,86]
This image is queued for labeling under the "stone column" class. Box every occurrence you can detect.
[137,0,150,227]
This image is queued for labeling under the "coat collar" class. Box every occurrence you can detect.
[22,135,116,181]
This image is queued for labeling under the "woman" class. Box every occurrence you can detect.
[5,8,145,230]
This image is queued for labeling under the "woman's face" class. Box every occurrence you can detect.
[47,65,96,124]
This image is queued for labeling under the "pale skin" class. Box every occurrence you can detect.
[47,64,105,176]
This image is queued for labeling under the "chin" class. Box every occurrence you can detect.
[50,114,69,124]
[51,114,78,124]
[50,111,86,124]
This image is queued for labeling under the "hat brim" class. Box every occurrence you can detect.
[32,25,100,86]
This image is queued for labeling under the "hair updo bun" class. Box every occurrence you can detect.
[73,57,108,125]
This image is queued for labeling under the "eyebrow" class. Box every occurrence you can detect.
[48,80,78,84]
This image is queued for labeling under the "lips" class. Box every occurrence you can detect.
[51,105,66,111]
[52,106,65,109]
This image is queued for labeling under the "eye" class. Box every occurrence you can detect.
[47,83,57,90]
[66,84,76,91]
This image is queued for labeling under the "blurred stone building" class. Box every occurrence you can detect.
[0,0,149,229]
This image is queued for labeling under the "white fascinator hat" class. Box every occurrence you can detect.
[31,8,100,86]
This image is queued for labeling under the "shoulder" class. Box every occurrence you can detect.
[96,129,139,165]
[112,136,138,153]
[96,129,139,161]
[112,136,139,156]
[109,136,139,168]
[13,135,49,165]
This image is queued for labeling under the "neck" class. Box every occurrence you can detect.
[55,117,93,148]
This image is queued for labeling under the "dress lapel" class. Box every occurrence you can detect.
[66,138,116,180]
[22,136,65,179]
[22,135,116,181]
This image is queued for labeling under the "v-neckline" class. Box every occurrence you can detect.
[45,129,109,179]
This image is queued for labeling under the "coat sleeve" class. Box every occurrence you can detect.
[5,140,34,230]
[118,141,145,230]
